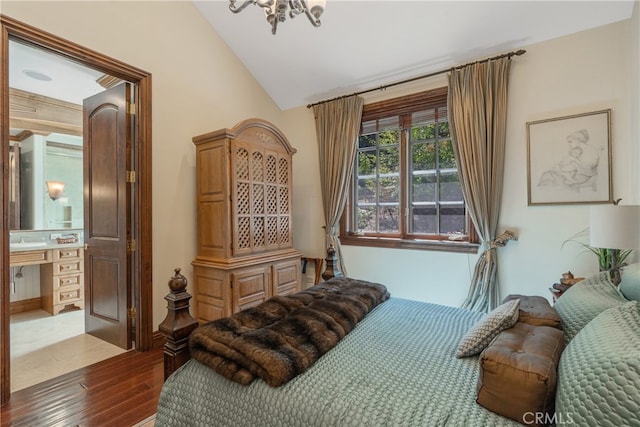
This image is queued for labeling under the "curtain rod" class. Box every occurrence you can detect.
[306,49,526,109]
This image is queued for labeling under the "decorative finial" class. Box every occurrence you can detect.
[168,267,188,292]
[326,244,335,257]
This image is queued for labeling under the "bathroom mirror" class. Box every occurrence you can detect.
[8,38,106,231]
[9,131,83,231]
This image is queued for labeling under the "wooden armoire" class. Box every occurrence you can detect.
[191,118,302,324]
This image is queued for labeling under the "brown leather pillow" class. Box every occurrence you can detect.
[503,294,562,329]
[476,322,565,426]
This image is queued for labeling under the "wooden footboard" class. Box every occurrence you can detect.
[159,247,339,380]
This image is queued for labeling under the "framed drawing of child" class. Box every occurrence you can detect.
[527,109,612,205]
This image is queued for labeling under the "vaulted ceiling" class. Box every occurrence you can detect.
[195,0,636,110]
[7,1,637,114]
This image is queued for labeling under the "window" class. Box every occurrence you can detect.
[340,87,478,253]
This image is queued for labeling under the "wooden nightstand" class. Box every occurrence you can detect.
[550,271,585,303]
[301,257,323,285]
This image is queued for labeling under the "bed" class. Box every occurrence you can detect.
[155,263,640,427]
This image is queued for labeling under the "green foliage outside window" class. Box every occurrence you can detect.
[355,111,465,236]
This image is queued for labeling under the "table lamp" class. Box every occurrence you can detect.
[589,203,640,285]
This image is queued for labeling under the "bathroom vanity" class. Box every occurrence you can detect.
[10,242,84,315]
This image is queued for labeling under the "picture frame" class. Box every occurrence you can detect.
[526,109,612,206]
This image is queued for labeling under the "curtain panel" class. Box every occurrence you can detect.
[313,95,364,275]
[448,57,517,313]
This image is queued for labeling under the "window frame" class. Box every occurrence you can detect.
[340,87,478,254]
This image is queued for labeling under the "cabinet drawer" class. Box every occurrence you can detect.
[54,272,83,289]
[10,249,52,266]
[53,247,83,261]
[55,286,82,305]
[55,260,83,275]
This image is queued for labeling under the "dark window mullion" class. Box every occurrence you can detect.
[400,121,409,239]
[434,124,440,235]
[375,132,381,233]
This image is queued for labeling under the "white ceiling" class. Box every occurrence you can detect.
[7,1,636,110]
[9,39,106,105]
[195,0,636,110]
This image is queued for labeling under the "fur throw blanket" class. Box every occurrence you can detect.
[189,277,390,387]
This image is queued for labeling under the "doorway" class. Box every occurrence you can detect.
[1,15,153,403]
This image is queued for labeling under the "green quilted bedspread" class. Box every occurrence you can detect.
[156,298,522,426]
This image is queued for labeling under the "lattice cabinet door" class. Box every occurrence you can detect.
[265,153,279,251]
[231,143,293,257]
[250,148,266,253]
[276,154,293,248]
[232,142,253,256]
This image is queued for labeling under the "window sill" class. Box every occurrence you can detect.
[339,235,479,254]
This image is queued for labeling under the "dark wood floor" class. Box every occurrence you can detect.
[1,347,164,427]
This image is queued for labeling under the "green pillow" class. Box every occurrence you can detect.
[455,299,520,358]
[619,263,640,301]
[554,271,627,342]
[556,301,640,426]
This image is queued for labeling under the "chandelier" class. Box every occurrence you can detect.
[229,0,326,35]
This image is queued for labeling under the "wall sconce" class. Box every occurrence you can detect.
[46,180,65,201]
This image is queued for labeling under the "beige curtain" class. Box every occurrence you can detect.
[313,96,364,275]
[448,57,517,313]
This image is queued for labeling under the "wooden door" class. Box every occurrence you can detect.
[83,83,132,350]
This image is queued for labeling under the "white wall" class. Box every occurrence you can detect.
[2,1,286,328]
[285,18,638,307]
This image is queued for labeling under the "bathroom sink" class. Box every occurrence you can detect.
[10,241,48,249]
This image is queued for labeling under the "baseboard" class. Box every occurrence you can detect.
[10,297,41,314]
[152,331,166,349]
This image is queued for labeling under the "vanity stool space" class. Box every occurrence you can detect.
[191,118,302,324]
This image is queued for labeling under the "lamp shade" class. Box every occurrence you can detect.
[589,205,640,250]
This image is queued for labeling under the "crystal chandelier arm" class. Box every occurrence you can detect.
[302,0,323,27]
[229,0,274,14]
[303,7,321,27]
[228,0,323,34]
[288,0,304,17]
[287,0,321,27]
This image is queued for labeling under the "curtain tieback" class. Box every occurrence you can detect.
[487,229,518,249]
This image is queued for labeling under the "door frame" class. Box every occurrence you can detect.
[0,15,153,403]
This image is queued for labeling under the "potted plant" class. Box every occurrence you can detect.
[562,228,633,272]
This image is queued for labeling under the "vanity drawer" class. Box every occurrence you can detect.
[54,272,83,289]
[55,285,82,305]
[53,247,83,261]
[54,259,83,275]
[10,249,52,266]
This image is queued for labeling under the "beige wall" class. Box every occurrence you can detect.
[2,1,286,327]
[2,2,637,324]
[499,18,635,298]
[284,18,638,306]
[631,2,639,202]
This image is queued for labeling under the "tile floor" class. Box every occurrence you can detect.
[10,309,127,392]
